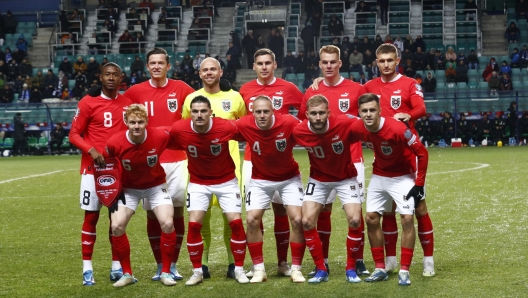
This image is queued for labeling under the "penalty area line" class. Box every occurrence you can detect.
[0,169,76,185]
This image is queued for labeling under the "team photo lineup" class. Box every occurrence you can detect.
[73,42,435,288]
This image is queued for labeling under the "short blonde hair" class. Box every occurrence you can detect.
[306,95,329,109]
[125,104,148,123]
[375,43,398,57]
[319,45,341,58]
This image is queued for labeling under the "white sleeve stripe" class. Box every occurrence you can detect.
[407,135,416,146]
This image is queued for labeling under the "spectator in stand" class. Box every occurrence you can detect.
[242,30,258,68]
[393,35,404,52]
[301,23,315,54]
[445,47,457,63]
[348,47,364,74]
[130,55,144,77]
[357,36,370,55]
[414,47,427,70]
[30,86,42,103]
[24,74,32,89]
[327,14,344,37]
[507,101,518,138]
[181,54,194,74]
[363,49,375,67]
[269,30,285,68]
[226,41,241,70]
[295,51,306,74]
[86,57,100,83]
[371,34,382,50]
[5,47,13,63]
[105,6,119,22]
[16,36,28,58]
[340,50,351,72]
[118,30,134,54]
[457,51,467,65]
[384,35,393,44]
[12,48,24,64]
[351,36,362,50]
[500,73,513,91]
[256,34,265,49]
[488,71,500,96]
[0,84,14,103]
[500,60,512,77]
[413,35,426,52]
[358,73,368,84]
[464,0,478,21]
[133,31,146,53]
[367,62,380,79]
[60,10,69,32]
[517,0,528,19]
[73,56,87,74]
[59,57,73,78]
[505,22,520,43]
[103,19,116,35]
[19,83,30,101]
[377,0,389,25]
[61,87,71,100]
[307,11,322,39]
[456,60,469,83]
[4,11,17,34]
[446,64,456,82]
[18,58,32,78]
[339,36,351,53]
[0,60,6,76]
[192,54,203,71]
[401,48,413,64]
[511,47,521,68]
[14,75,25,94]
[467,49,479,69]
[283,50,296,78]
[32,70,45,91]
[425,49,436,70]
[68,9,85,31]
[119,72,130,92]
[482,58,499,81]
[403,34,413,52]
[422,71,437,93]
[139,0,154,11]
[6,58,18,82]
[74,70,87,88]
[521,44,528,67]
[229,31,241,52]
[355,1,369,24]
[441,112,455,145]
[43,69,58,98]
[404,59,416,78]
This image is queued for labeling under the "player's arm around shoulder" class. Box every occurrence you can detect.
[407,78,426,120]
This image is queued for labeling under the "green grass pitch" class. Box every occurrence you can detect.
[1,147,527,297]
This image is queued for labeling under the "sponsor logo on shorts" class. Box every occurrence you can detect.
[350,185,356,190]
[236,193,241,199]
[275,138,287,152]
[272,96,283,110]
[164,196,171,200]
[167,99,178,112]
[381,146,393,155]
[147,154,158,167]
[403,205,410,209]
[359,183,363,188]
[97,175,116,186]
[236,204,241,207]
[351,194,358,198]
[210,144,221,155]
[298,187,303,193]
[391,96,401,109]
[222,100,231,112]
[162,188,167,192]
[339,98,349,112]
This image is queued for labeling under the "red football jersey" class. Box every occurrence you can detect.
[239,77,303,161]
[126,79,195,163]
[69,93,132,174]
[236,112,300,181]
[299,77,365,163]
[106,127,170,189]
[363,74,426,134]
[292,114,358,182]
[170,118,238,185]
[350,117,428,186]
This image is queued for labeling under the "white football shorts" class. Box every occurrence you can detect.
[123,183,173,212]
[303,177,361,206]
[79,174,102,211]
[366,174,416,215]
[143,160,188,210]
[245,174,304,211]
[187,178,243,213]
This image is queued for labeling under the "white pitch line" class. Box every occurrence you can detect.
[0,169,76,184]
[427,162,490,175]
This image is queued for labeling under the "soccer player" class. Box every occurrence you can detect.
[125,47,195,281]
[364,44,434,277]
[299,45,369,276]
[235,96,304,283]
[105,104,177,287]
[182,57,246,278]
[292,95,363,284]
[170,96,248,286]
[350,93,428,286]
[69,62,131,285]
[239,48,303,277]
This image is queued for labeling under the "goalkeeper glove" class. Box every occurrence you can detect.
[109,192,126,213]
[405,185,425,208]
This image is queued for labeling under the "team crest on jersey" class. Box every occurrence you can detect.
[210,144,222,155]
[272,96,283,110]
[147,154,158,167]
[275,138,287,152]
[381,146,393,155]
[167,99,178,112]
[332,140,344,154]
[339,98,349,112]
[391,96,401,109]
[222,100,231,112]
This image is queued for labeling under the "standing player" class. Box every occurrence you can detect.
[170,96,248,286]
[350,93,429,285]
[235,96,304,283]
[182,57,247,278]
[299,45,369,276]
[364,44,434,277]
[69,62,131,285]
[125,47,195,281]
[292,95,364,284]
[105,104,177,287]
[239,48,303,277]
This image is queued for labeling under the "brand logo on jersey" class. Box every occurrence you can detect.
[394,89,401,94]
[210,144,221,155]
[341,92,349,97]
[148,148,156,153]
[97,175,116,186]
[381,146,393,155]
[275,90,284,95]
[381,141,389,145]
[275,138,287,152]
[167,99,178,113]
[222,100,231,112]
[339,98,349,112]
[272,96,283,110]
[169,92,177,97]
[211,138,219,143]
[277,132,284,138]
[332,134,340,141]
[391,96,401,109]
[147,154,158,167]
[332,140,344,154]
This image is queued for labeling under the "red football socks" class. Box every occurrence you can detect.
[274,215,290,265]
[112,233,132,275]
[304,228,326,271]
[146,216,162,264]
[248,242,264,265]
[187,222,203,269]
[317,211,332,259]
[161,230,176,273]
[173,216,185,263]
[81,211,99,260]
[229,219,247,267]
[417,213,434,257]
[346,227,362,270]
[382,214,398,258]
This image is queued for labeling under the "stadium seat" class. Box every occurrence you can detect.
[285,73,297,84]
[61,136,71,151]
[27,137,38,151]
[296,73,305,81]
[3,138,14,150]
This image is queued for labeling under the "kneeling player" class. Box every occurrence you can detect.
[105,104,177,287]
[292,95,364,284]
[170,96,248,286]
[350,93,429,286]
[236,96,304,283]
